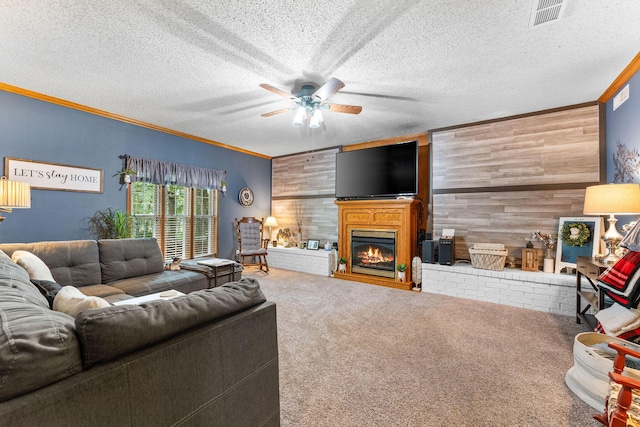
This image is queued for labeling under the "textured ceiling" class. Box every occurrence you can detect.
[0,1,639,158]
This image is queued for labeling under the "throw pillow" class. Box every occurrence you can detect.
[53,286,111,317]
[75,278,267,368]
[30,279,63,308]
[11,250,55,281]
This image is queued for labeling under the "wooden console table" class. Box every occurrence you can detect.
[575,256,608,329]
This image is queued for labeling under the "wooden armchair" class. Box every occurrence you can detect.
[235,217,269,272]
[594,341,640,427]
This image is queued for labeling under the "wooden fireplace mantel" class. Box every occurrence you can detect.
[334,198,420,290]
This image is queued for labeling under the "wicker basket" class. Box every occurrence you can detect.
[468,243,509,271]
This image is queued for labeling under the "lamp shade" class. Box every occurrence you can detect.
[583,183,640,215]
[0,177,31,209]
[264,216,278,228]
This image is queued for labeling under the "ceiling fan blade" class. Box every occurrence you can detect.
[261,108,291,117]
[259,83,295,99]
[325,104,362,114]
[312,78,345,101]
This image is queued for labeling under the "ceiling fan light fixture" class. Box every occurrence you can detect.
[309,114,320,128]
[313,108,324,123]
[292,106,306,127]
[260,78,361,128]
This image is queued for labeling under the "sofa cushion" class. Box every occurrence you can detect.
[75,278,266,368]
[98,238,164,283]
[0,250,48,307]
[0,250,82,403]
[11,251,55,281]
[76,283,127,298]
[0,240,102,288]
[53,286,111,317]
[107,270,209,296]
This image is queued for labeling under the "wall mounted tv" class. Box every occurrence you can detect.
[335,140,418,199]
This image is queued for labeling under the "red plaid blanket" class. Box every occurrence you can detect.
[599,251,640,293]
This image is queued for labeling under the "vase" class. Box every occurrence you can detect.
[544,248,554,273]
[338,264,346,273]
[397,271,406,282]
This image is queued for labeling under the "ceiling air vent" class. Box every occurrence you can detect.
[529,0,567,28]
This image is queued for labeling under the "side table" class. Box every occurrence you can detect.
[575,256,608,329]
[181,258,243,288]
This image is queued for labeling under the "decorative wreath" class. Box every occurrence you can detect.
[560,222,591,247]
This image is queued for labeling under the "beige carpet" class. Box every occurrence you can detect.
[243,267,598,427]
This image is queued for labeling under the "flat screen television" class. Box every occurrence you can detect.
[335,140,418,199]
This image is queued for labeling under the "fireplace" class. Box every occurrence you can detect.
[351,229,396,279]
[335,199,419,291]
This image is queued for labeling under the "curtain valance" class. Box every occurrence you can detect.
[124,155,226,190]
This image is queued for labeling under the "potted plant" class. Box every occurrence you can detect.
[86,208,132,239]
[396,263,408,282]
[277,228,292,247]
[220,180,227,195]
[113,167,137,184]
[337,256,347,273]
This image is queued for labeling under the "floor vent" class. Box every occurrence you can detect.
[529,0,567,28]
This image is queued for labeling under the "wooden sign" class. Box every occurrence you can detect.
[4,157,103,193]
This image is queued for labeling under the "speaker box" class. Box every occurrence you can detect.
[422,240,438,263]
[438,237,455,265]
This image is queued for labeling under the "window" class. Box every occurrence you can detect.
[129,182,218,261]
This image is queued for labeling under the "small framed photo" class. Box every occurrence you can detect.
[307,239,320,250]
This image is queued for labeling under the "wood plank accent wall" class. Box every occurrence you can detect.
[271,148,339,244]
[432,105,600,190]
[431,104,601,260]
[434,189,586,256]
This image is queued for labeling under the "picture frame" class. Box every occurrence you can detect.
[554,216,604,274]
[307,239,320,250]
[5,157,103,193]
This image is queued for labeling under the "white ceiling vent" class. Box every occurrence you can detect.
[529,0,567,28]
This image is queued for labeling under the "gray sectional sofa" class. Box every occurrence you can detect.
[0,238,211,302]
[0,238,280,426]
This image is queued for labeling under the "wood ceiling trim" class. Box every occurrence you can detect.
[0,82,271,160]
[343,132,430,152]
[599,51,640,103]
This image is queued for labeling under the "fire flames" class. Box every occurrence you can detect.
[356,246,393,265]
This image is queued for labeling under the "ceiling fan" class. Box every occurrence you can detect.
[259,78,362,128]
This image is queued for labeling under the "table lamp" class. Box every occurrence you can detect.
[583,183,640,263]
[0,177,31,223]
[264,216,278,244]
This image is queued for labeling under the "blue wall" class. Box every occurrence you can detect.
[606,69,640,183]
[605,67,640,226]
[0,90,272,259]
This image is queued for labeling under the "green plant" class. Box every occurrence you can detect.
[396,263,408,272]
[277,228,292,241]
[112,167,137,178]
[86,208,132,239]
[338,257,347,264]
